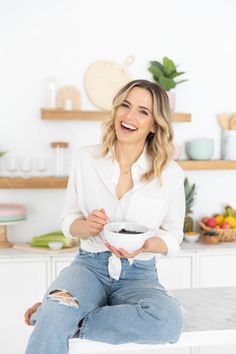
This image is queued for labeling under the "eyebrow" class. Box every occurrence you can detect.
[124,100,152,114]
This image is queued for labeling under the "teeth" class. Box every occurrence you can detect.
[121,122,137,131]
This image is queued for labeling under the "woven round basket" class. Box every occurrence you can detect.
[199,221,236,242]
[84,56,134,111]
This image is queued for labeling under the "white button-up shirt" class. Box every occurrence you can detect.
[61,144,185,279]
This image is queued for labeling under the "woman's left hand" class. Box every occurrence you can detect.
[104,237,166,258]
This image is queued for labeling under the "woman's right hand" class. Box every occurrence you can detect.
[24,302,42,326]
[71,209,108,238]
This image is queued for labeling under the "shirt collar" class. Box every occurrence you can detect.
[104,144,149,171]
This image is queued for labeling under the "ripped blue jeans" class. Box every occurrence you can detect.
[25,250,183,354]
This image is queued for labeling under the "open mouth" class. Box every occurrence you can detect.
[120,121,138,132]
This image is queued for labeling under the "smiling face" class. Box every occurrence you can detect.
[114,86,156,147]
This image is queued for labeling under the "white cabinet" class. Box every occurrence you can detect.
[51,255,194,290]
[199,344,236,354]
[0,257,49,354]
[157,255,193,289]
[51,255,74,280]
[1,243,236,354]
[199,253,236,287]
[126,348,191,354]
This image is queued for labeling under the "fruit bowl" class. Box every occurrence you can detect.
[184,232,200,243]
[199,221,236,242]
[103,222,153,252]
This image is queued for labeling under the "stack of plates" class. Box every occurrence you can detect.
[0,204,26,223]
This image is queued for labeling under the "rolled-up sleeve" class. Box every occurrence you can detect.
[156,175,185,256]
[61,157,84,239]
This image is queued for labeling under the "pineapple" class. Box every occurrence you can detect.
[184,177,197,232]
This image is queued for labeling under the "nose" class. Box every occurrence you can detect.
[125,107,136,120]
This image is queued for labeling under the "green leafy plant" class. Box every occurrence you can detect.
[148,57,187,91]
[0,151,7,157]
[184,177,197,232]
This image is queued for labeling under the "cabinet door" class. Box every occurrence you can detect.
[156,256,192,289]
[0,258,49,354]
[199,254,236,287]
[51,255,75,281]
[199,344,236,354]
[123,349,190,354]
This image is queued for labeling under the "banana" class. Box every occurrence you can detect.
[224,205,236,218]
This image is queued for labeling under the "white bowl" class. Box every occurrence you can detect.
[184,232,200,243]
[48,241,64,250]
[103,222,153,252]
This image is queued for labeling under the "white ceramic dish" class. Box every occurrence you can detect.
[103,222,152,252]
[48,241,64,250]
[184,232,200,243]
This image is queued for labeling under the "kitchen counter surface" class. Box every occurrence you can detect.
[0,240,236,258]
[173,286,236,332]
[181,240,236,253]
[69,287,236,352]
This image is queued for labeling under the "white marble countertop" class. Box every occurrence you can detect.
[181,240,236,253]
[0,247,78,258]
[173,286,236,332]
[69,287,236,352]
[1,241,236,258]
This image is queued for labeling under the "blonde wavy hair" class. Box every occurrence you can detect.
[101,79,174,182]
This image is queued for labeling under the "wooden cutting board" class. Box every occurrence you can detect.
[84,56,134,110]
[13,243,78,254]
[230,114,236,130]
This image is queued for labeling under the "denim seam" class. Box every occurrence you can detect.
[79,315,88,339]
[111,292,140,305]
[79,296,107,339]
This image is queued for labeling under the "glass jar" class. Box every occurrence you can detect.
[50,142,69,177]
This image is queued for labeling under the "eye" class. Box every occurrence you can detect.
[120,102,129,108]
[139,109,149,116]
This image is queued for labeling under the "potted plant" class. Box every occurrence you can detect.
[148,57,187,111]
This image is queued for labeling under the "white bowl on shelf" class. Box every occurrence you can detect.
[184,232,200,243]
[103,221,153,252]
[48,241,64,250]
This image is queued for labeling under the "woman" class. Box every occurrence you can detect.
[25,79,185,354]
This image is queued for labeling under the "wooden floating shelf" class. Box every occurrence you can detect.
[41,109,106,120]
[0,160,235,189]
[0,177,68,189]
[177,160,236,170]
[41,109,191,123]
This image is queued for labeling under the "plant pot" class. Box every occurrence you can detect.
[185,138,214,160]
[166,91,175,112]
[221,130,236,160]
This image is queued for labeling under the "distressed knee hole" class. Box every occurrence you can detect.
[48,289,79,308]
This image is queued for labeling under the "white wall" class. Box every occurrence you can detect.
[0,0,236,243]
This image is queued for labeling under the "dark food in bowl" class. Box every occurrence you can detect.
[115,228,143,235]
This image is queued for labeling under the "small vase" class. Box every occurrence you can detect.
[173,143,182,160]
[167,91,175,112]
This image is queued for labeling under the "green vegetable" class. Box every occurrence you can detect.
[31,231,74,248]
[0,151,7,157]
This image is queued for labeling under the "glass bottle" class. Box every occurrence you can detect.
[50,142,69,177]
